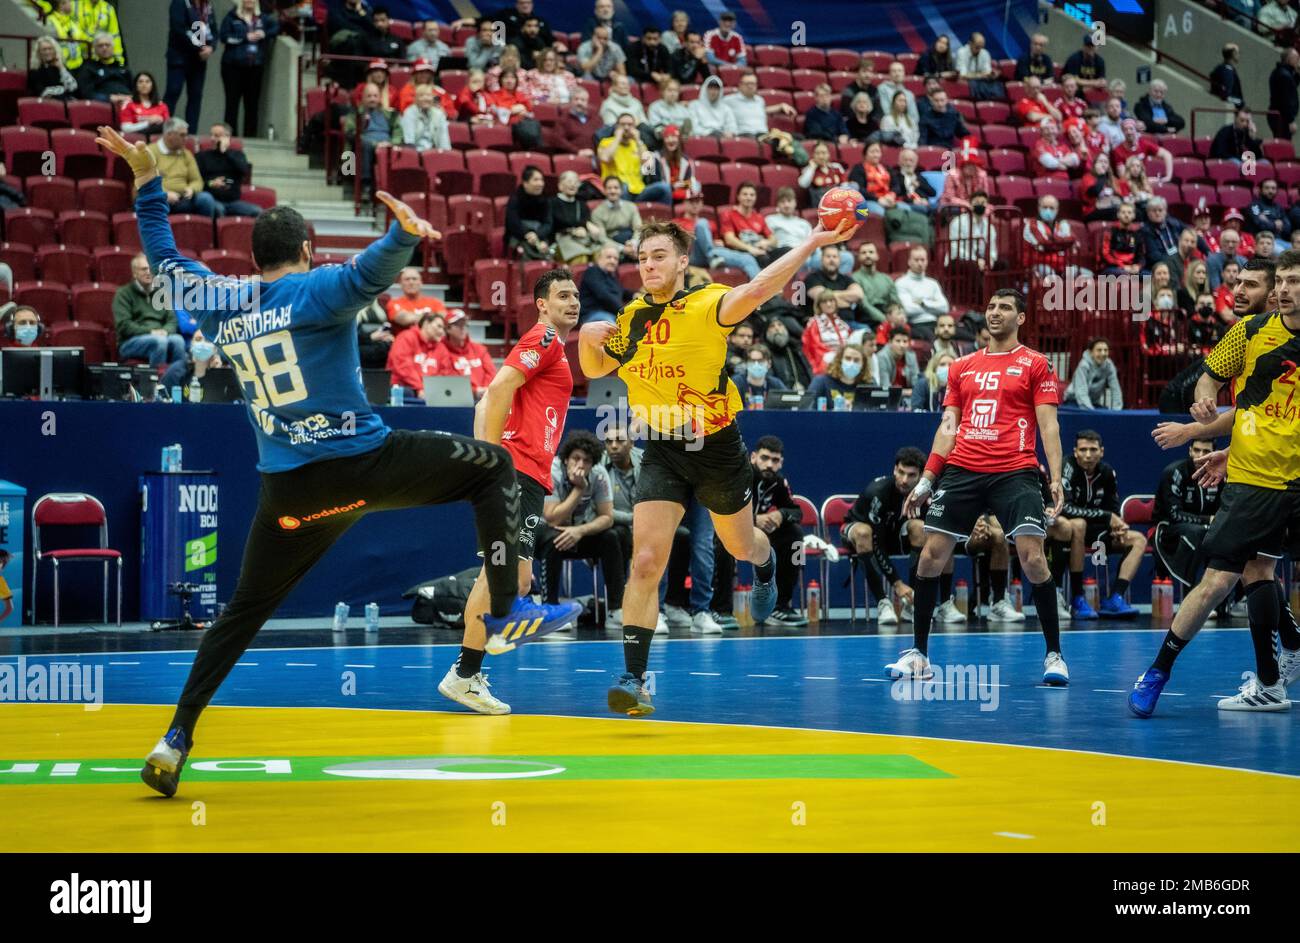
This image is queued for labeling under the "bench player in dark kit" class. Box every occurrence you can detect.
[894,288,1069,685]
[96,127,579,796]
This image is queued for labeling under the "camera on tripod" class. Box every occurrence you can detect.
[149,581,211,631]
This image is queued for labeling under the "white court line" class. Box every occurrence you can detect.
[235,662,258,666]
[400,665,432,669]
[994,832,1035,840]
[517,667,549,671]
[690,671,721,676]
[285,662,317,667]
[1093,688,1127,693]
[804,676,836,680]
[343,664,374,669]
[861,678,889,683]
[108,661,139,665]
[748,673,779,678]
[167,661,191,666]
[574,668,604,673]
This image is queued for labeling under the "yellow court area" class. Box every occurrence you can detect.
[1,704,1295,852]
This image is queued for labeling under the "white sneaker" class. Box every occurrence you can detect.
[605,608,623,630]
[1227,600,1249,619]
[885,647,933,680]
[989,597,1026,622]
[936,600,967,624]
[691,610,723,634]
[663,605,692,628]
[1217,673,1291,711]
[899,599,914,623]
[655,611,669,635]
[438,666,510,715]
[1043,651,1069,686]
[1278,647,1300,688]
[877,598,898,625]
[1056,589,1073,623]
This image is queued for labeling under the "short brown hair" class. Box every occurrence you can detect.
[1276,249,1300,273]
[637,220,693,256]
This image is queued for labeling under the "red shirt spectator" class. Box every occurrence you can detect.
[719,204,772,243]
[386,293,448,332]
[703,21,745,64]
[398,79,456,115]
[487,83,533,125]
[1056,94,1087,122]
[386,319,447,392]
[1111,134,1158,169]
[802,309,853,374]
[1032,135,1078,180]
[1014,95,1055,126]
[438,311,498,395]
[119,99,170,132]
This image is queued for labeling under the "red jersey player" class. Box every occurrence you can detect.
[439,269,582,715]
[893,288,1069,685]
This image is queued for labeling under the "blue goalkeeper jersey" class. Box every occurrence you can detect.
[135,176,421,472]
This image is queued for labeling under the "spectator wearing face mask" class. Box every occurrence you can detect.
[803,293,855,373]
[945,190,997,272]
[736,342,788,400]
[764,318,812,392]
[806,342,886,403]
[0,305,46,349]
[160,330,222,393]
[1064,337,1123,410]
[916,350,957,410]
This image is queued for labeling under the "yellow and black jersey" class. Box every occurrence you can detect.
[602,282,742,437]
[1204,312,1300,491]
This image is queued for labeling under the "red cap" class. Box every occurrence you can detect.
[445,309,468,325]
[413,58,435,74]
[1223,208,1245,223]
[367,59,390,72]
[663,124,680,137]
[955,136,984,168]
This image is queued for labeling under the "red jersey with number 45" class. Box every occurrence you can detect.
[501,322,573,491]
[943,344,1060,473]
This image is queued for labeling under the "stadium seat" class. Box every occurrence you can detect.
[199,249,257,277]
[1275,162,1300,187]
[473,258,514,319]
[66,100,114,132]
[988,149,1026,174]
[48,322,110,363]
[4,207,57,247]
[1034,178,1073,201]
[719,137,763,164]
[1172,156,1206,181]
[1157,135,1194,157]
[825,49,860,72]
[478,171,519,200]
[508,152,551,175]
[431,168,473,197]
[1264,138,1296,162]
[16,97,68,130]
[1,126,51,178]
[217,216,256,254]
[422,149,466,174]
[978,124,1018,150]
[240,185,277,210]
[70,282,117,330]
[92,245,135,283]
[790,68,825,92]
[717,65,746,87]
[448,194,494,230]
[975,101,1011,125]
[755,66,793,90]
[471,125,514,151]
[819,494,859,616]
[14,280,71,323]
[1203,159,1240,185]
[792,90,816,113]
[1216,187,1253,210]
[552,153,592,177]
[170,214,214,253]
[447,120,472,149]
[0,70,25,125]
[684,136,721,162]
[24,175,77,214]
[465,148,510,177]
[77,178,130,216]
[915,146,947,171]
[1192,136,1214,157]
[760,164,800,193]
[36,244,92,285]
[790,48,826,70]
[827,71,856,94]
[1,242,36,281]
[1179,182,1216,208]
[752,45,791,67]
[57,210,111,250]
[51,128,107,178]
[995,176,1034,203]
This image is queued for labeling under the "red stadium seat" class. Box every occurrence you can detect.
[1192,136,1215,157]
[77,178,130,216]
[1217,187,1253,210]
[431,168,473,197]
[790,48,826,70]
[760,164,800,193]
[16,97,68,130]
[1264,138,1296,162]
[684,136,721,162]
[57,210,111,250]
[1034,178,1073,201]
[422,149,466,173]
[217,216,255,254]
[447,194,494,230]
[0,70,25,125]
[509,152,551,175]
[551,153,592,177]
[915,146,947,171]
[1,242,36,281]
[1203,159,1240,185]
[447,120,472,149]
[975,101,1011,125]
[1172,156,1206,181]
[66,100,114,132]
[752,45,791,67]
[14,280,71,323]
[719,136,763,164]
[952,100,977,123]
[4,207,57,247]
[473,258,514,319]
[35,243,91,285]
[1157,135,1194,157]
[170,214,214,253]
[48,323,110,363]
[239,185,277,210]
[1,126,51,178]
[693,162,721,185]
[199,249,257,277]
[51,128,107,179]
[92,245,134,283]
[790,69,825,92]
[755,66,793,90]
[471,125,514,151]
[478,171,518,199]
[825,49,859,72]
[978,124,1019,150]
[827,71,856,94]
[717,65,746,87]
[1275,162,1300,187]
[994,176,1033,203]
[792,90,816,113]
[24,175,77,214]
[988,148,1026,174]
[70,282,117,330]
[1179,182,1216,208]
[465,148,509,177]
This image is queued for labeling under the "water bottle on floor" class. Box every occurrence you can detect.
[955,579,969,615]
[1084,578,1099,612]
[1010,581,1023,612]
[364,602,379,633]
[332,602,349,632]
[806,581,820,624]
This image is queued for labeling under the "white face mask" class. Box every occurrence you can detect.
[936,365,949,385]
[840,360,862,380]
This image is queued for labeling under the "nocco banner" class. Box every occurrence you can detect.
[139,473,219,622]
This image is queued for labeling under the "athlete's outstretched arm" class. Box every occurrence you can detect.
[1036,402,1065,517]
[577,321,620,378]
[717,220,856,326]
[1152,407,1236,449]
[475,365,527,443]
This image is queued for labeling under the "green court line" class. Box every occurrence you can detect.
[0,754,952,784]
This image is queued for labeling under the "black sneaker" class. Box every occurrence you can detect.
[141,725,190,798]
[766,608,809,627]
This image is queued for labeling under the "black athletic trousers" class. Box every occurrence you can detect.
[171,430,520,735]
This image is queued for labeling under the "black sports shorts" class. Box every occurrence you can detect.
[636,422,752,515]
[924,466,1047,540]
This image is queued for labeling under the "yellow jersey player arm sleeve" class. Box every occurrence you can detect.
[0,575,10,602]
[704,284,734,333]
[1204,317,1249,383]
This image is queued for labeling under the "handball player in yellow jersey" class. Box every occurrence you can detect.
[579,216,855,715]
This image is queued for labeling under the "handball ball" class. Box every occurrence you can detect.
[818,187,868,230]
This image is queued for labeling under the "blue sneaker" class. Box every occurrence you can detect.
[608,672,654,716]
[1128,668,1169,718]
[1099,592,1139,618]
[141,725,191,797]
[750,549,778,623]
[1071,595,1099,620]
[484,598,582,655]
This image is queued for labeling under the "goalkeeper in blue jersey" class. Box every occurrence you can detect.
[96,128,580,798]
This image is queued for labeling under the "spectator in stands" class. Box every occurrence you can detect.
[956,31,1002,101]
[875,326,920,390]
[489,68,542,149]
[704,10,745,66]
[1215,260,1241,314]
[891,147,936,214]
[505,166,554,260]
[850,139,897,214]
[1149,258,1174,298]
[720,181,782,266]
[737,342,787,399]
[400,84,451,152]
[1141,196,1189,266]
[725,321,755,374]
[766,185,815,255]
[1080,106,1107,151]
[845,92,879,143]
[1215,207,1255,256]
[1114,118,1173,183]
[1222,0,1260,29]
[525,47,578,106]
[1016,33,1053,82]
[114,253,186,367]
[217,0,277,138]
[657,126,696,202]
[1108,78,1133,119]
[592,176,640,252]
[628,25,672,85]
[725,71,795,138]
[670,31,713,85]
[455,68,496,125]
[763,319,811,390]
[398,60,455,113]
[688,75,736,137]
[578,244,631,324]
[848,242,899,323]
[351,60,398,108]
[119,71,170,135]
[78,32,132,104]
[660,9,690,55]
[798,140,852,206]
[160,328,222,393]
[493,0,566,52]
[345,82,402,196]
[486,43,524,90]
[647,78,691,140]
[386,267,448,333]
[439,310,497,399]
[1024,194,1086,279]
[930,314,972,360]
[43,0,91,72]
[915,350,956,409]
[74,0,123,62]
[802,293,856,374]
[552,170,609,264]
[165,0,216,132]
[1062,34,1105,88]
[1207,227,1249,288]
[1190,290,1225,350]
[1178,258,1212,315]
[511,15,551,69]
[365,7,406,58]
[674,189,753,278]
[1099,201,1145,275]
[880,90,920,148]
[1079,152,1122,221]
[918,88,969,147]
[1132,79,1185,135]
[1061,115,1096,168]
[0,305,44,349]
[1145,286,1186,354]
[326,2,376,84]
[544,85,596,153]
[1056,74,1087,122]
[805,83,850,144]
[598,113,672,203]
[1032,119,1081,180]
[1096,97,1126,150]
[1269,48,1300,140]
[894,245,947,339]
[877,61,918,126]
[1259,0,1297,33]
[27,36,79,101]
[1250,178,1292,240]
[598,72,648,129]
[148,118,223,218]
[196,122,261,217]
[939,139,990,208]
[805,245,866,323]
[1209,43,1245,109]
[577,23,626,80]
[807,342,885,402]
[873,302,911,347]
[1120,153,1154,210]
[386,310,447,395]
[1064,337,1122,410]
[1252,228,1278,259]
[582,0,631,50]
[406,20,450,68]
[1014,75,1061,126]
[465,18,504,71]
[917,35,958,81]
[945,189,997,270]
[839,57,876,114]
